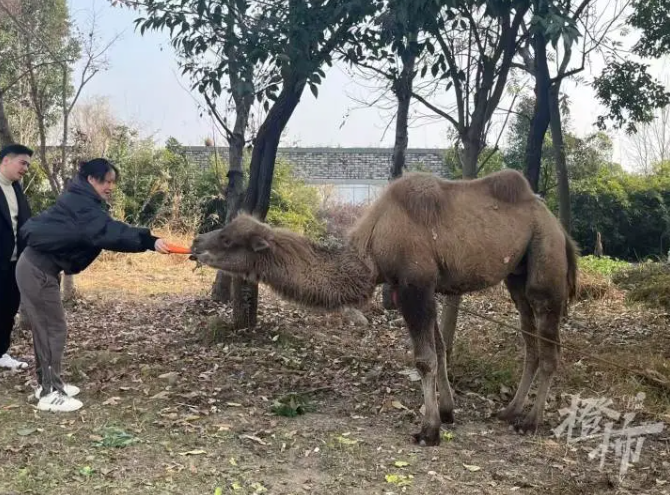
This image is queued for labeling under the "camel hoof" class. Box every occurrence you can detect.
[411,427,441,447]
[496,408,520,424]
[440,409,455,424]
[512,416,539,435]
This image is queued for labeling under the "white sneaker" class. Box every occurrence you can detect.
[34,384,81,400]
[0,353,28,370]
[36,391,83,412]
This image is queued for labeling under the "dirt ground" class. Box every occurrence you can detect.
[1,248,669,495]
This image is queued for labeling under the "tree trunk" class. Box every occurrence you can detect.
[232,76,305,330]
[524,19,551,193]
[0,94,14,146]
[26,48,60,195]
[212,119,250,303]
[548,84,571,232]
[62,273,76,301]
[211,11,254,305]
[389,44,416,180]
[459,137,481,179]
[383,34,417,310]
[595,231,604,257]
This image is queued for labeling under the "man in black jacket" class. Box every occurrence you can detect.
[0,144,33,370]
[17,158,170,412]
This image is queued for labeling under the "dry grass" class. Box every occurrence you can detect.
[576,270,620,301]
[73,228,217,299]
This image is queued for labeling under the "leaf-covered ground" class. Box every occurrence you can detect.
[1,250,669,494]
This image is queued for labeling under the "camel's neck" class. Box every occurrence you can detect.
[260,236,376,311]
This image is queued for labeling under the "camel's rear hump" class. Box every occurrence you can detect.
[347,170,543,290]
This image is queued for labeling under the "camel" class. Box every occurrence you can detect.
[190,169,578,446]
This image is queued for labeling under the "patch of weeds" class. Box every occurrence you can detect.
[324,432,363,453]
[92,427,140,448]
[270,392,315,417]
[441,430,454,442]
[579,255,631,278]
[78,465,94,478]
[203,316,233,344]
[613,262,670,310]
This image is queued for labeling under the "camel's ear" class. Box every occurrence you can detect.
[250,235,271,252]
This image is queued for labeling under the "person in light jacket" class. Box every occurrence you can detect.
[0,144,33,370]
[17,158,170,412]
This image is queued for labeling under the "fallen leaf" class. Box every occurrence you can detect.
[102,396,121,406]
[17,428,36,436]
[392,400,408,411]
[178,450,207,456]
[463,464,482,472]
[394,460,409,467]
[250,482,267,493]
[385,473,413,486]
[336,435,359,445]
[240,435,268,445]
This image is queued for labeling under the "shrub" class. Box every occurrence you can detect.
[578,255,631,277]
[613,262,670,311]
[265,158,325,240]
[570,167,670,261]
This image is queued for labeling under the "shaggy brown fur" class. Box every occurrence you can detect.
[191,169,579,447]
[193,216,377,310]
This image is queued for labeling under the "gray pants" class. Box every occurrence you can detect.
[15,251,67,397]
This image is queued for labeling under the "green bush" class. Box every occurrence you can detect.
[578,255,631,278]
[265,158,325,240]
[570,167,670,261]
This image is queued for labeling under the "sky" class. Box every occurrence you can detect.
[67,0,670,169]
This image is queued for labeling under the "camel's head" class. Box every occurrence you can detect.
[190,213,274,281]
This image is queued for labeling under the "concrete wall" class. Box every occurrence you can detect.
[181,146,450,181]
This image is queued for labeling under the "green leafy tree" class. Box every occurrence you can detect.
[591,0,670,135]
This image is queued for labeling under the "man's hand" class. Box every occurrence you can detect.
[154,238,170,254]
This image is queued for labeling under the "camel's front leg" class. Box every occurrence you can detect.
[397,283,441,446]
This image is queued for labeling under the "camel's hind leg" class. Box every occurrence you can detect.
[397,283,442,446]
[512,239,566,434]
[515,302,561,434]
[433,320,455,424]
[498,274,539,425]
[439,294,461,367]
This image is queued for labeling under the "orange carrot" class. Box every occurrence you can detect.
[165,242,192,254]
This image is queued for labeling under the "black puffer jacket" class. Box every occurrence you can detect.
[19,175,158,274]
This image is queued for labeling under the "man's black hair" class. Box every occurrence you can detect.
[78,158,120,182]
[0,144,34,161]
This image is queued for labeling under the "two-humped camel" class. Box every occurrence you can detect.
[190,169,578,446]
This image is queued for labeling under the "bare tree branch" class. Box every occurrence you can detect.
[411,91,461,128]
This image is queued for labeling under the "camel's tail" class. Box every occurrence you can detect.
[564,228,579,304]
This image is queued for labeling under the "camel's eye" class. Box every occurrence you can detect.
[219,236,233,248]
